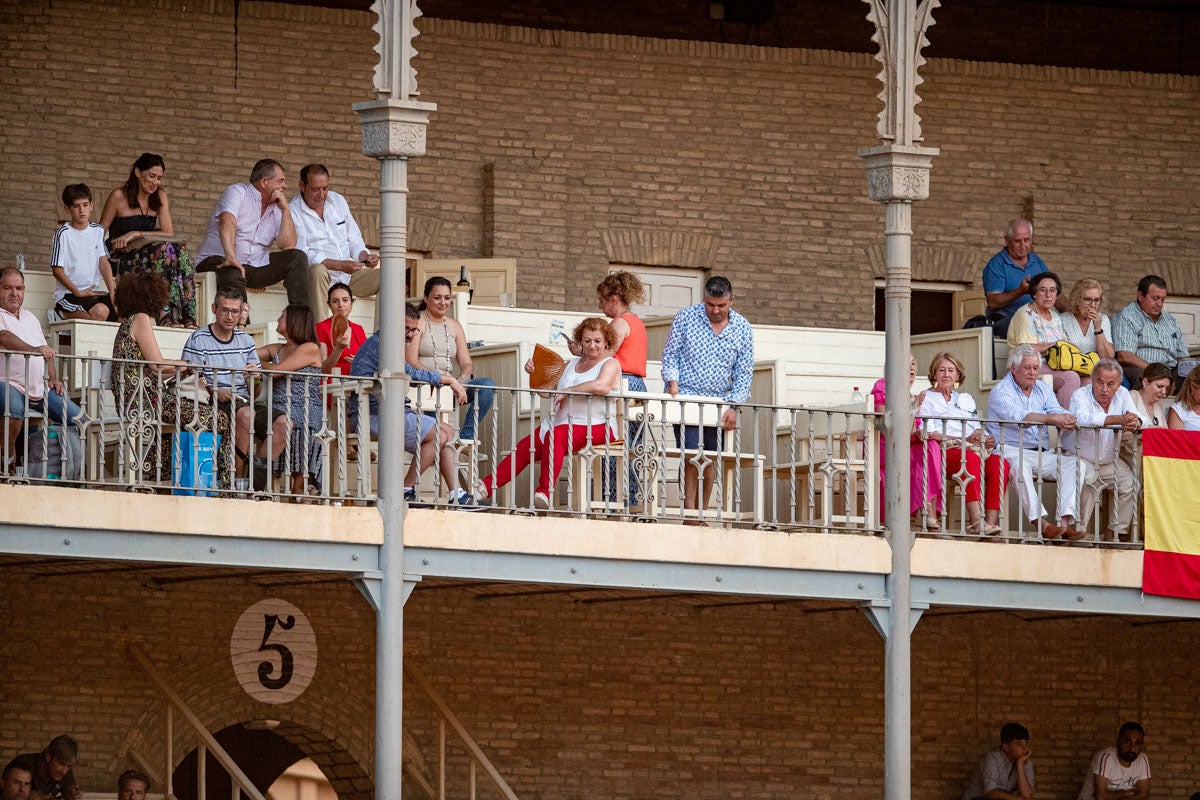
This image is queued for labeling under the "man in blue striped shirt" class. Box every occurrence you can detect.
[661,276,754,523]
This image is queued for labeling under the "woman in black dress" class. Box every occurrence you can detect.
[99,153,197,326]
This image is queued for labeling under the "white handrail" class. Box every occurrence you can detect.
[405,662,520,800]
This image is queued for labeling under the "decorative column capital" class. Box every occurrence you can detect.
[352,100,436,159]
[858,144,939,203]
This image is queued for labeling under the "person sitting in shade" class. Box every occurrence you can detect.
[962,722,1035,800]
[1076,722,1150,800]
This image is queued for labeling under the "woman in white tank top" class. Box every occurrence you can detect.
[474,318,622,510]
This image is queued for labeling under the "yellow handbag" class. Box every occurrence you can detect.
[1046,340,1098,376]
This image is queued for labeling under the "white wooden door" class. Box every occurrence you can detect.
[614,265,704,316]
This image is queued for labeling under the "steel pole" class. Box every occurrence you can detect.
[883,197,913,800]
[375,154,410,800]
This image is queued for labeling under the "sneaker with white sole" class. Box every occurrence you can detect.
[449,493,489,511]
[533,491,551,510]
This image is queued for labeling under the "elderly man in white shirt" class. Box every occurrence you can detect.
[290,164,381,321]
[1064,359,1144,541]
[986,343,1084,541]
[195,158,310,306]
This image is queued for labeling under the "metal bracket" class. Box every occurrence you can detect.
[858,600,928,639]
[353,572,422,612]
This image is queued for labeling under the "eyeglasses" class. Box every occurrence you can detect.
[215,307,242,317]
[404,326,420,335]
[1082,296,1102,303]
[1035,287,1058,295]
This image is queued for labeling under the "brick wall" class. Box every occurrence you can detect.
[1,1,1197,329]
[3,569,1200,800]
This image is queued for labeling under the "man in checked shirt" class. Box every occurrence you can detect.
[661,276,754,525]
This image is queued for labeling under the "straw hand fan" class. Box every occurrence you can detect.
[530,344,566,390]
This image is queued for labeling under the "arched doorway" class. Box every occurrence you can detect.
[172,722,367,800]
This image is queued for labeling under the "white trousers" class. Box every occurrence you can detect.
[1078,458,1137,535]
[999,445,1080,523]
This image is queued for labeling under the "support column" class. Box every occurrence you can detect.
[860,0,940,798]
[354,3,437,797]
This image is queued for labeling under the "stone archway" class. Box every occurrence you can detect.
[171,721,371,800]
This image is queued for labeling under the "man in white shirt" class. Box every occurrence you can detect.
[986,343,1084,540]
[1065,359,1143,541]
[195,159,310,306]
[1077,722,1150,800]
[290,164,380,320]
[0,267,84,464]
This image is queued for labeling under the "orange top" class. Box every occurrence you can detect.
[613,312,648,377]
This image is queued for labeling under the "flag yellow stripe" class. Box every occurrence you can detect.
[1144,455,1200,555]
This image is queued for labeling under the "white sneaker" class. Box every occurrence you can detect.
[533,491,551,510]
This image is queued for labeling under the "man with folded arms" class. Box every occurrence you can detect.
[195,159,309,306]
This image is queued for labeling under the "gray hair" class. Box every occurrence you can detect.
[1093,358,1122,380]
[1008,343,1040,370]
[1005,218,1034,239]
[704,276,733,299]
[249,158,283,184]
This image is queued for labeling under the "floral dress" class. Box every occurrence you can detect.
[108,215,198,325]
[269,349,324,488]
[112,316,231,486]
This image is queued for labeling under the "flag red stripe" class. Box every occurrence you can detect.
[1142,550,1200,600]
[1141,428,1200,460]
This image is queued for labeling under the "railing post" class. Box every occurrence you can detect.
[166,706,173,799]
[196,744,206,800]
[438,717,446,800]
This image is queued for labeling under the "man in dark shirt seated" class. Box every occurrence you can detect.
[2,761,32,800]
[14,736,80,800]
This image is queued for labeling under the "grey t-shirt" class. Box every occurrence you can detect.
[962,746,1036,800]
[181,325,260,398]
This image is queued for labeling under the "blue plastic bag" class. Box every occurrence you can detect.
[173,431,220,497]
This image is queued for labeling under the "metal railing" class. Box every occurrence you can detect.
[0,349,375,504]
[0,348,1152,546]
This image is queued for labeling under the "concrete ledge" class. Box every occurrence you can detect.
[912,537,1142,589]
[0,484,383,545]
[404,510,893,573]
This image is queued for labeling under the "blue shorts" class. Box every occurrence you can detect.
[674,423,723,452]
[404,409,438,454]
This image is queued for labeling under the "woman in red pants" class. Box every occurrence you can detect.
[917,352,1010,535]
[475,317,622,510]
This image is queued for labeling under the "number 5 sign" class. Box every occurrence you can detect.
[230,599,317,704]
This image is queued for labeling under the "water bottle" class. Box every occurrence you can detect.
[15,253,25,272]
[46,428,60,480]
[849,386,864,405]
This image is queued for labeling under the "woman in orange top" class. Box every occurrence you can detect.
[572,271,647,504]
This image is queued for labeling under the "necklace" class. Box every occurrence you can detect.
[427,316,453,373]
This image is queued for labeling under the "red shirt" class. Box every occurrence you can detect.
[315,316,367,377]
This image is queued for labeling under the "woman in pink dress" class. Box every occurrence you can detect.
[870,354,944,531]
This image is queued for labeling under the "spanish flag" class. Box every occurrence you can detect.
[1143,428,1200,599]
